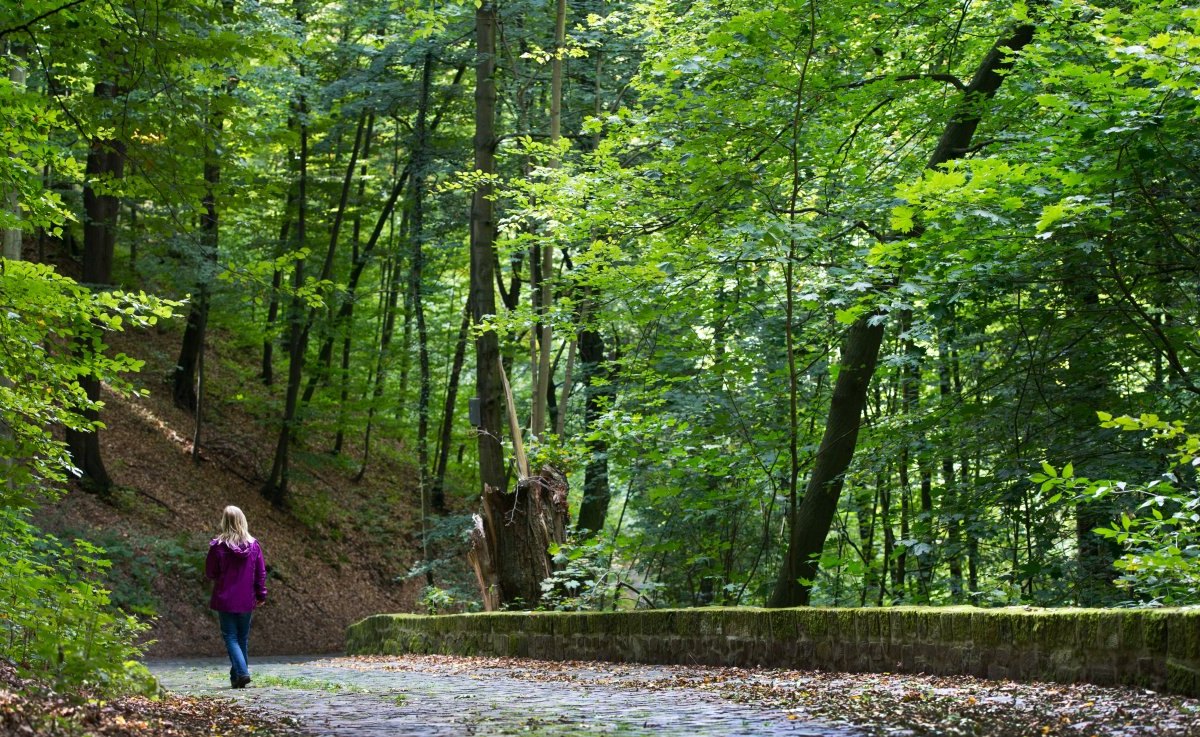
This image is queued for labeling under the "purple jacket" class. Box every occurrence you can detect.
[205,539,267,613]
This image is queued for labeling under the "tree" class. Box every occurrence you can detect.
[769,20,1038,608]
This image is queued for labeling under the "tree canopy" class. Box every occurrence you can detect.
[0,0,1197,658]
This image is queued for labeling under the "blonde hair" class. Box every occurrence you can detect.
[217,505,255,547]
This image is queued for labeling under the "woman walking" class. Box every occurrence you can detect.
[205,505,267,688]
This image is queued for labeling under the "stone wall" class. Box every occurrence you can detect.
[346,606,1200,696]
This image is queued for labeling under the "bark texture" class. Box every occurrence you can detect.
[468,466,570,610]
[66,81,124,494]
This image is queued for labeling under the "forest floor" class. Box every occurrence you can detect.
[0,660,303,736]
[32,317,463,657]
[147,654,1200,737]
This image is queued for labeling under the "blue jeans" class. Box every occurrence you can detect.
[218,611,253,681]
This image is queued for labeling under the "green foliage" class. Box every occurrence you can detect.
[0,509,156,695]
[0,260,178,501]
[59,528,206,617]
[1035,415,1200,606]
[5,0,1200,628]
[539,535,651,611]
[417,585,478,615]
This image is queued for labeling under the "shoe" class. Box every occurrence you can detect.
[236,674,252,688]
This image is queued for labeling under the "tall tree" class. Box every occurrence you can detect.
[769,20,1038,608]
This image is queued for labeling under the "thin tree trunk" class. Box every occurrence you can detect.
[574,323,612,535]
[299,109,367,407]
[432,301,471,512]
[409,52,434,510]
[916,460,933,602]
[357,211,407,481]
[2,44,23,261]
[896,440,911,598]
[531,0,568,437]
[175,72,235,413]
[261,191,294,386]
[2,44,26,490]
[878,465,893,606]
[334,111,375,454]
[768,21,1037,607]
[262,6,309,506]
[938,327,963,600]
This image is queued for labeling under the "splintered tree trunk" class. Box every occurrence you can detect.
[468,465,570,610]
[66,80,123,495]
[768,21,1037,607]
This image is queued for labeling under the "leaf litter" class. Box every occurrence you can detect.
[332,654,1200,736]
[0,660,308,736]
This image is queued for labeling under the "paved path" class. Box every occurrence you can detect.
[148,656,864,736]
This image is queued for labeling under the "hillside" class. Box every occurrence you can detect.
[34,321,441,656]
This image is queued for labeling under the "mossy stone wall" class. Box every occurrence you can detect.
[345,606,1200,696]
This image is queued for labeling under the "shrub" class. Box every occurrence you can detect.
[0,508,156,695]
[1035,414,1200,606]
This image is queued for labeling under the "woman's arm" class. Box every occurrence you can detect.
[254,543,268,602]
[205,543,220,580]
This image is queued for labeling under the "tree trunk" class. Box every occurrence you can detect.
[356,210,407,481]
[574,324,612,535]
[2,45,23,261]
[878,465,894,606]
[468,465,570,609]
[261,191,294,386]
[333,111,375,454]
[2,45,26,489]
[175,73,235,413]
[66,80,124,495]
[409,52,434,509]
[262,14,309,506]
[432,301,471,512]
[531,0,568,437]
[938,327,963,601]
[768,22,1037,607]
[470,0,506,496]
[299,109,367,408]
[767,317,885,606]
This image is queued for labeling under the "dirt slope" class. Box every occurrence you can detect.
[35,323,428,657]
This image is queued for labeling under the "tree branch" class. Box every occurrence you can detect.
[0,0,90,38]
[840,72,968,93]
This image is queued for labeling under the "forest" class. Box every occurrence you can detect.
[1,0,1199,704]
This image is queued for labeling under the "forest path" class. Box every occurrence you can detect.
[148,656,862,736]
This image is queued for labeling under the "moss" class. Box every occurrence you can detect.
[1167,611,1200,661]
[344,606,1200,697]
[1167,659,1200,695]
